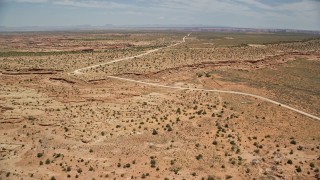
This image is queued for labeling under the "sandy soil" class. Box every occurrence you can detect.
[0,31,319,180]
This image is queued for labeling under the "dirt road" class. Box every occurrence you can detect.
[107,75,320,121]
[72,33,320,121]
[72,33,191,75]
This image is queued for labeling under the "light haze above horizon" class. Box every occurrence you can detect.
[0,0,319,30]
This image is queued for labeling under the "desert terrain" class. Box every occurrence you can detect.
[0,31,320,180]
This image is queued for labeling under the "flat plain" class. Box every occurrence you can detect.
[0,30,320,179]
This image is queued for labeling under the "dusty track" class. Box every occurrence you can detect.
[72,33,191,75]
[107,75,320,121]
[72,33,320,121]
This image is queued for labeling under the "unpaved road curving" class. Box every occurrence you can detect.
[72,33,320,121]
[107,75,320,121]
[72,33,191,75]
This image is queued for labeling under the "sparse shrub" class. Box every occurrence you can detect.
[170,167,181,174]
[310,162,315,168]
[290,140,296,145]
[151,159,156,168]
[45,159,50,164]
[27,116,36,121]
[66,166,71,172]
[152,129,158,135]
[77,168,82,174]
[212,140,218,145]
[196,154,203,160]
[296,166,302,173]
[245,168,250,173]
[141,174,146,179]
[37,152,43,158]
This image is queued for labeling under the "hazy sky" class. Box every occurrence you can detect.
[0,0,319,30]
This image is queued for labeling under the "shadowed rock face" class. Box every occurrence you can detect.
[81,49,94,52]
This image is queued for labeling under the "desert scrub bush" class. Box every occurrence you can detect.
[166,124,173,131]
[37,152,44,158]
[310,162,315,168]
[212,140,218,145]
[290,140,297,145]
[296,166,302,173]
[289,150,294,154]
[77,168,82,173]
[150,159,156,168]
[141,174,146,179]
[66,166,72,172]
[170,167,181,174]
[45,159,51,164]
[152,129,158,135]
[27,116,36,121]
[195,154,203,160]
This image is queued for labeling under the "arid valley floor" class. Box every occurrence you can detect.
[0,31,320,180]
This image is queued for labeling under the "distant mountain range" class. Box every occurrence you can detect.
[0,25,319,34]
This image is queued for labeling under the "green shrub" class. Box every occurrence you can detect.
[152,129,158,135]
[196,154,203,160]
[37,152,43,158]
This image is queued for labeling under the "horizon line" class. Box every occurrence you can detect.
[1,25,320,33]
